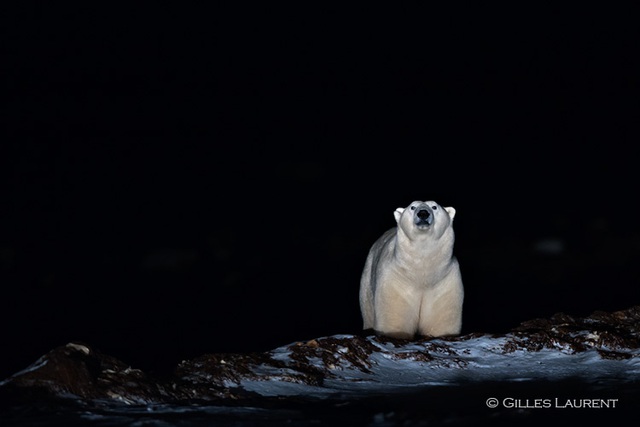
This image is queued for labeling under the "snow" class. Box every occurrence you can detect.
[0,356,48,387]
[3,319,639,426]
[227,333,640,398]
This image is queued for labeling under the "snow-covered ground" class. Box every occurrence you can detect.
[217,332,640,398]
[2,306,640,426]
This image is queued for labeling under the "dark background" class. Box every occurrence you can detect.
[2,4,639,379]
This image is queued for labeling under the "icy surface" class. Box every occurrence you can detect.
[2,306,640,425]
[226,333,640,398]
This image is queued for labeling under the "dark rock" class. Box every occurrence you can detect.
[2,305,640,424]
[0,342,175,405]
[507,305,640,355]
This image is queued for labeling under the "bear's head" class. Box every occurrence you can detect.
[394,200,456,239]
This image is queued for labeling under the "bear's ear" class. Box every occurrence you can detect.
[445,207,456,220]
[394,208,405,223]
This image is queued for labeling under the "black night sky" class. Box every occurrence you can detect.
[2,4,639,380]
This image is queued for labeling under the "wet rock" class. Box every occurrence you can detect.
[2,306,639,408]
[506,305,640,355]
[0,342,174,406]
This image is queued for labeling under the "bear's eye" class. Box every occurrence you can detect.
[410,206,416,210]
[431,205,438,210]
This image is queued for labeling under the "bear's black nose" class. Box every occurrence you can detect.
[417,209,431,219]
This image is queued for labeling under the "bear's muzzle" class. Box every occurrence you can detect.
[415,207,433,227]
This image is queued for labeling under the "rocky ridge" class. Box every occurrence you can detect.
[2,306,639,408]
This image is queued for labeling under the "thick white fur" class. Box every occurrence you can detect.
[359,200,463,338]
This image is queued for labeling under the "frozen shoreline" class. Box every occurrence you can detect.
[2,306,639,425]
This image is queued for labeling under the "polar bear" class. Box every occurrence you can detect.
[359,200,463,339]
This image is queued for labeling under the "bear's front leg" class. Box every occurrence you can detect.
[418,267,463,337]
[373,281,421,339]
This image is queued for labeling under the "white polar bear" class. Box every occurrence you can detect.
[359,200,463,339]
